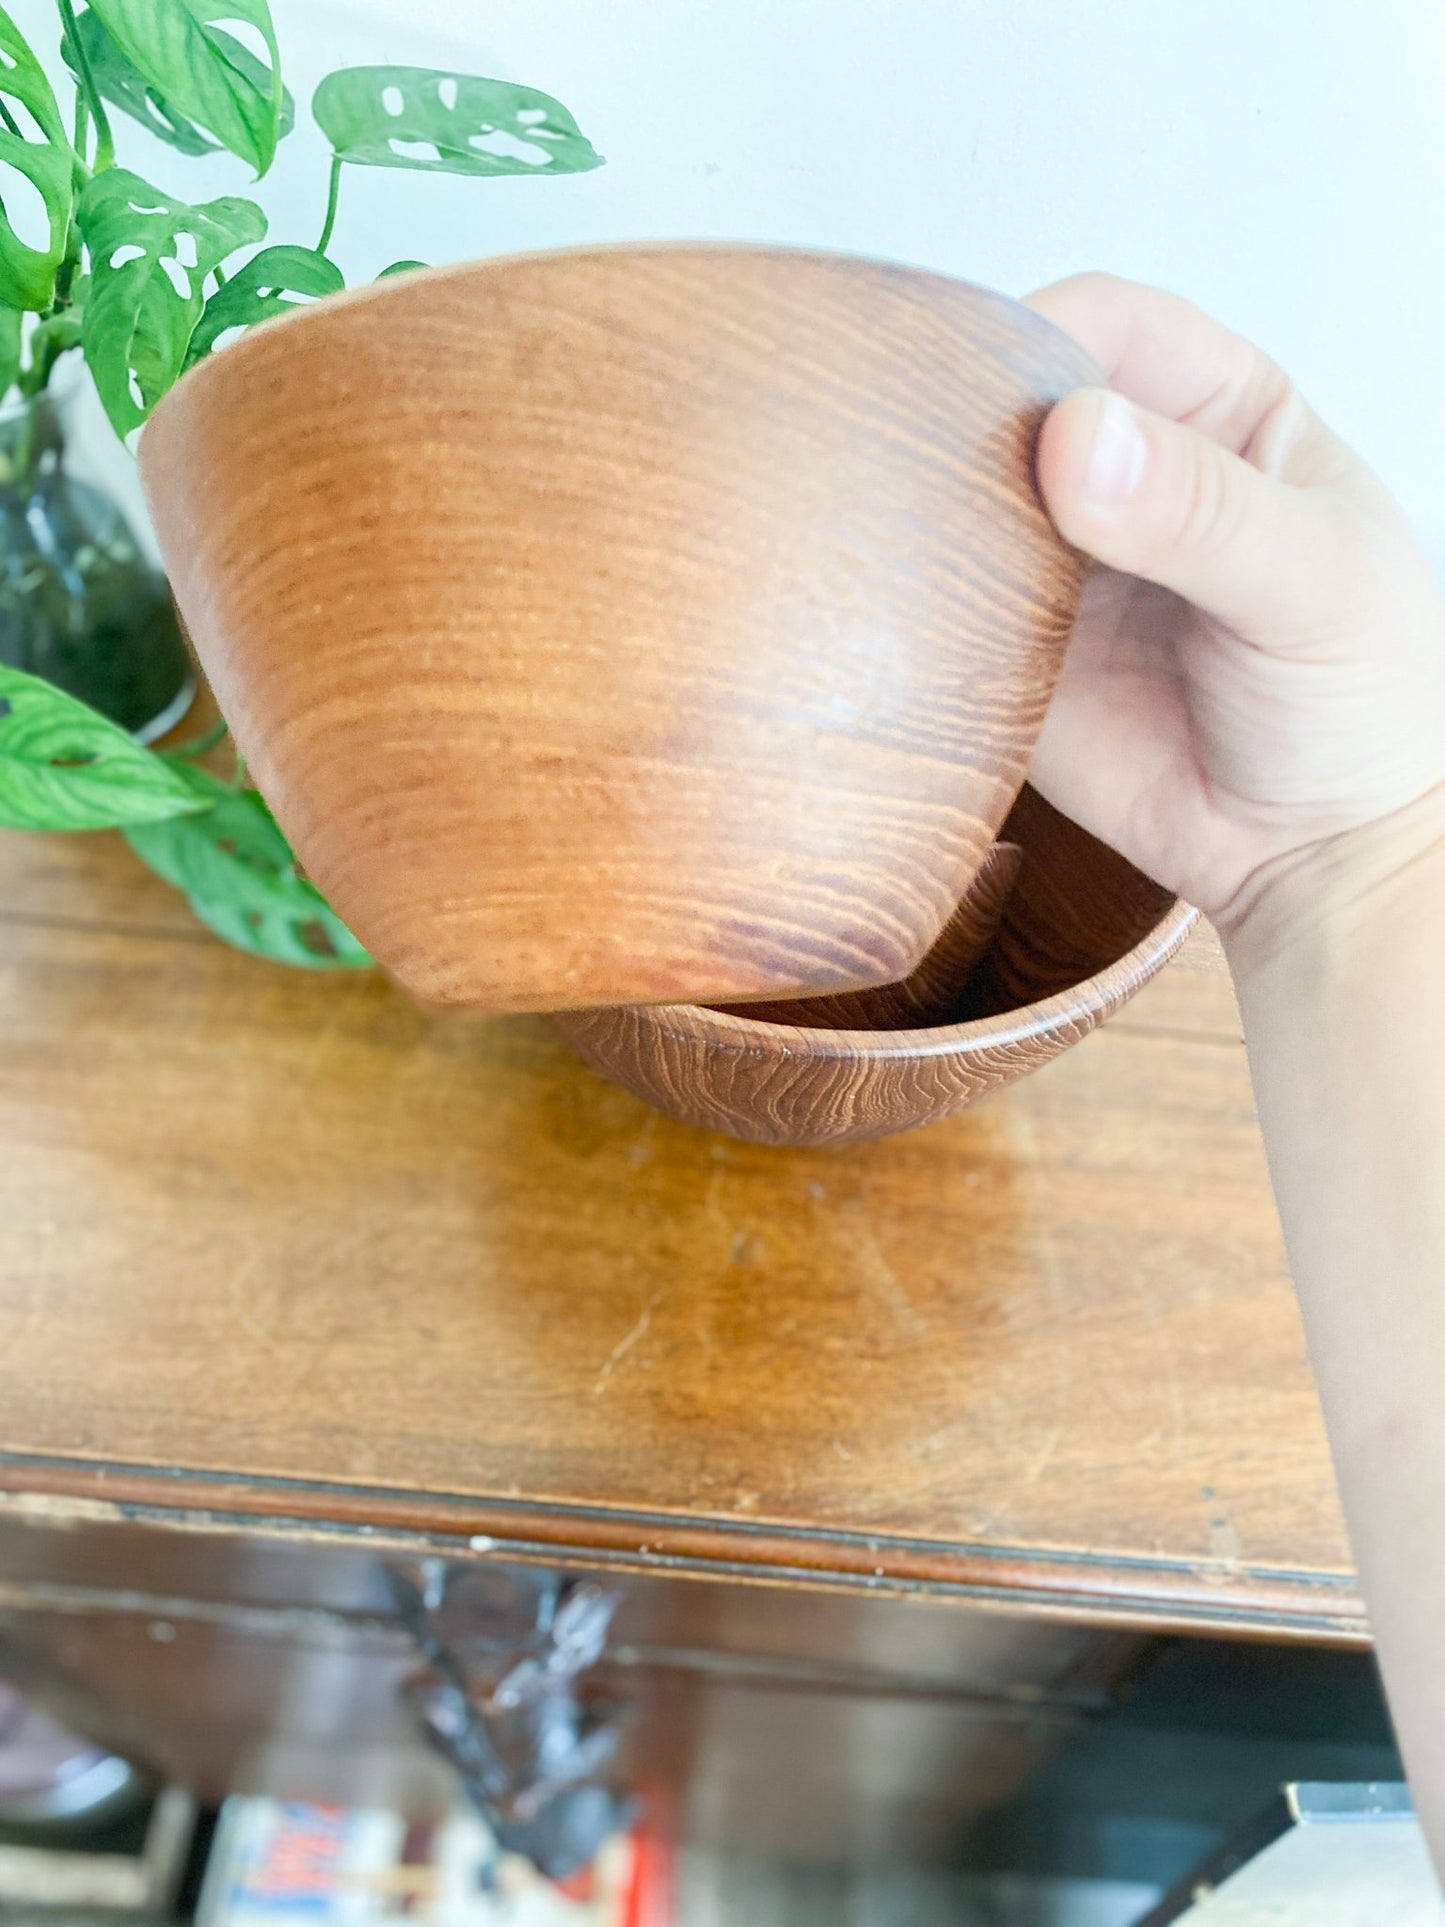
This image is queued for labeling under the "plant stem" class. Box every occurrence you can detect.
[21,327,68,399]
[163,716,229,761]
[53,214,81,304]
[56,0,113,170]
[315,153,342,254]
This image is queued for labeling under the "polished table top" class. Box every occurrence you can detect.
[0,826,1361,1641]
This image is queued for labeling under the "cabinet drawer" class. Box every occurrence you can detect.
[0,1597,1082,1864]
[0,1505,1142,1704]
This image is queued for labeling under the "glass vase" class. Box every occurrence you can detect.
[0,360,194,741]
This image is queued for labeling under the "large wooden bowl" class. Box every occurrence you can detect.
[139,246,1099,1013]
[556,789,1197,1146]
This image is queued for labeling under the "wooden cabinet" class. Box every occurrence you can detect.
[0,832,1363,1861]
[0,1508,1144,1861]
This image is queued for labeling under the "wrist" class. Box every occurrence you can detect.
[1221,783,1445,990]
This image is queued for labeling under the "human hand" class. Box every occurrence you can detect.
[1023,273,1445,938]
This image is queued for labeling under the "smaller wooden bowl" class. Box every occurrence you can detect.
[556,789,1196,1146]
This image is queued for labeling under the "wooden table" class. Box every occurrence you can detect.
[0,826,1362,1861]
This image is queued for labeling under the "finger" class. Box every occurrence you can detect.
[1026,637,1198,886]
[1024,272,1359,490]
[1025,273,1276,442]
[1036,385,1349,638]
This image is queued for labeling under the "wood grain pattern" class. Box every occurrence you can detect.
[139,246,1099,1014]
[557,789,1194,1145]
[715,841,1024,1030]
[0,827,1354,1639]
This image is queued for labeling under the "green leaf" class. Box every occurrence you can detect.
[126,765,372,970]
[186,242,342,364]
[313,67,603,178]
[87,0,283,175]
[0,663,210,831]
[207,22,292,141]
[62,8,295,159]
[77,166,266,436]
[0,304,21,400]
[0,6,75,310]
[377,258,427,278]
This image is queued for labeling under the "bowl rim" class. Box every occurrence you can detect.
[600,898,1200,1061]
[144,239,1100,418]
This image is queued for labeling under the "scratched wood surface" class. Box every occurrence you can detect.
[0,827,1359,1638]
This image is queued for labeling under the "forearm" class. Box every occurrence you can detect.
[1225,785,1445,1866]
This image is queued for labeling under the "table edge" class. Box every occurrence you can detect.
[0,1450,1367,1647]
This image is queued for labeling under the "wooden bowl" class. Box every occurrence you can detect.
[555,788,1197,1146]
[139,245,1099,1013]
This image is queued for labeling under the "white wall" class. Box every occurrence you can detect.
[19,1,1445,560]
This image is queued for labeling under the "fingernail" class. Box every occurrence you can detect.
[1084,390,1147,504]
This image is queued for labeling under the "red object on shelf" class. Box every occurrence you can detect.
[620,1823,674,1927]
[620,1787,676,1927]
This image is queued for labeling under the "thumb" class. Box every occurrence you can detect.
[1036,386,1338,640]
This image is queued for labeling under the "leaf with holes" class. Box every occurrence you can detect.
[62,6,294,159]
[377,258,427,278]
[313,66,602,178]
[186,243,342,364]
[125,765,373,970]
[0,664,211,831]
[77,166,265,436]
[0,6,75,310]
[87,0,283,175]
